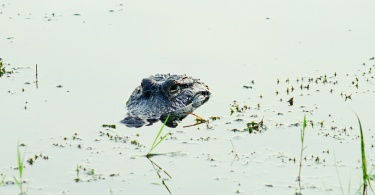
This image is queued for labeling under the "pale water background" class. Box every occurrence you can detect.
[1,1,375,194]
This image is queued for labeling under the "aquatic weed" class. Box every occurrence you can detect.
[0,59,13,78]
[102,124,116,129]
[13,142,27,195]
[333,152,350,195]
[355,114,374,195]
[183,113,209,128]
[35,64,38,89]
[0,174,5,186]
[74,164,103,182]
[74,164,81,182]
[297,115,307,190]
[247,117,265,134]
[147,114,171,157]
[0,59,5,77]
[0,59,8,78]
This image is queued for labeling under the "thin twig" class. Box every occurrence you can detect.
[35,64,38,89]
[230,140,239,166]
[183,113,207,128]
[298,115,307,192]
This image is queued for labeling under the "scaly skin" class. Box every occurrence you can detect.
[121,74,211,128]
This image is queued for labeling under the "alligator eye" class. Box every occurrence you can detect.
[169,84,179,93]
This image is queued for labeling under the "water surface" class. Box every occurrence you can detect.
[1,1,375,194]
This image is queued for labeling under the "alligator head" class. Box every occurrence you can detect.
[121,74,211,128]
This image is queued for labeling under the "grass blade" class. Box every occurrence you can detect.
[147,114,170,155]
[0,174,6,186]
[355,113,374,195]
[14,142,26,194]
[150,130,172,152]
[13,176,21,188]
[16,144,24,179]
[298,115,307,191]
[333,152,345,195]
[301,115,307,143]
[357,115,367,184]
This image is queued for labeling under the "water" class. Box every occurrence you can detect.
[1,0,375,194]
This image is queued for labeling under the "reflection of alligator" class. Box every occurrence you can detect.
[121,74,211,128]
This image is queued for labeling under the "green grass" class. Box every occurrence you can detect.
[13,143,27,195]
[333,114,375,195]
[355,114,373,195]
[0,174,5,186]
[297,115,307,190]
[146,114,171,158]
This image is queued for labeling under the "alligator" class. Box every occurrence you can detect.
[121,74,211,128]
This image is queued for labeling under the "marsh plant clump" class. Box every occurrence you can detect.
[102,124,116,129]
[247,117,267,134]
[229,101,251,115]
[26,153,49,166]
[0,59,13,77]
[98,130,130,143]
[0,59,5,77]
[74,164,105,183]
